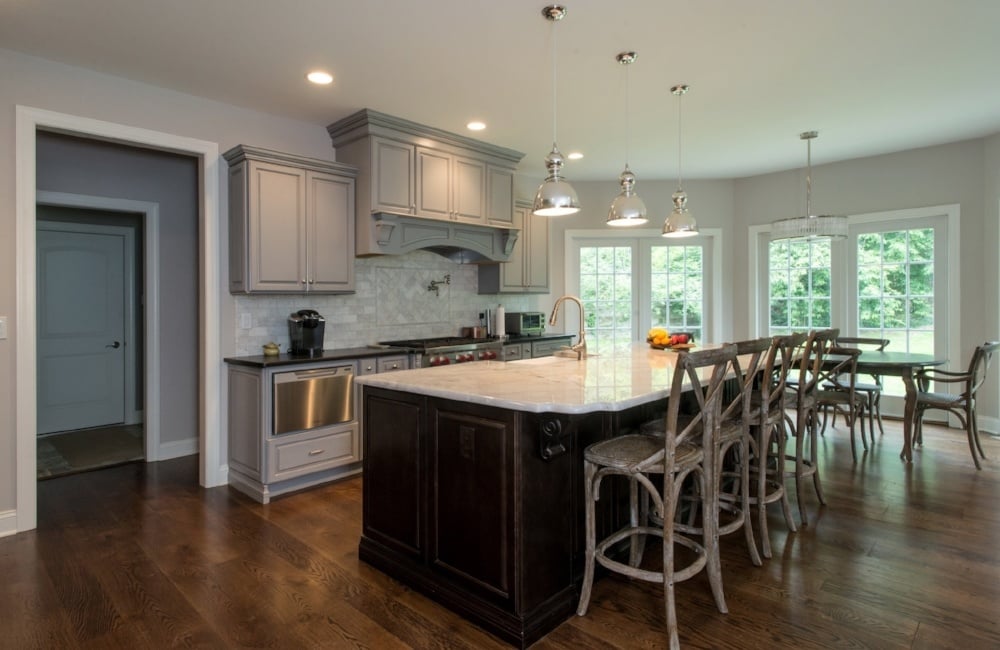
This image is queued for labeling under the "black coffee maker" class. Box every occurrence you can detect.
[288,309,326,357]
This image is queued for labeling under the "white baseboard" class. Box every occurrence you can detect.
[979,415,999,436]
[158,437,198,460]
[0,510,17,538]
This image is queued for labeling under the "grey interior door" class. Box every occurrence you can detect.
[37,222,127,434]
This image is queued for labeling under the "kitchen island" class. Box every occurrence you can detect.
[356,344,705,647]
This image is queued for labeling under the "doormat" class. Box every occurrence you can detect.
[37,424,144,480]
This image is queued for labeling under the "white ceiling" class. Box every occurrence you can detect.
[4,0,1000,181]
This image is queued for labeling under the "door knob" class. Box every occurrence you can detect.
[106,341,121,349]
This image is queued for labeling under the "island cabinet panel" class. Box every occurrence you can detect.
[429,402,516,605]
[359,385,642,647]
[362,387,425,560]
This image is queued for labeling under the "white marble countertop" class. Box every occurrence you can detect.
[357,342,715,414]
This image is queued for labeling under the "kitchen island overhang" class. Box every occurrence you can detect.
[356,345,710,647]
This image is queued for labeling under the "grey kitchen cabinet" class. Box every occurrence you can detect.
[327,109,523,256]
[478,200,550,294]
[227,360,362,504]
[224,145,357,294]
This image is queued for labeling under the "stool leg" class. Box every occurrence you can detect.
[738,439,762,566]
[576,460,598,616]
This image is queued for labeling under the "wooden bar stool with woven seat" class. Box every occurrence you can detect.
[745,333,800,558]
[639,338,767,568]
[784,328,838,526]
[577,345,737,650]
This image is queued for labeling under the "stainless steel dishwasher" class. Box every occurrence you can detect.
[273,364,354,435]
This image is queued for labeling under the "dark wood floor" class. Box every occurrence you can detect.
[3,419,999,649]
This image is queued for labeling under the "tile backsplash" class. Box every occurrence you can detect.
[233,251,538,355]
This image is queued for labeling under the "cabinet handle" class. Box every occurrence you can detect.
[308,449,325,456]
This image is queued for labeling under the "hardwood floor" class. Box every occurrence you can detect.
[2,419,999,648]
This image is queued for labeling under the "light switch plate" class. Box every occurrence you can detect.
[0,316,7,339]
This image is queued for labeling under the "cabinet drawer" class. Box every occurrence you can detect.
[267,427,357,482]
[358,358,380,375]
[377,355,409,373]
[502,344,524,361]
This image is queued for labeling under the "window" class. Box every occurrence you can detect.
[568,230,718,356]
[754,205,957,410]
[768,238,831,334]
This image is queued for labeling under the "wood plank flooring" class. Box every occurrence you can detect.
[2,419,999,648]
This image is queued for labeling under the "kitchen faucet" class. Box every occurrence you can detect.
[548,295,588,360]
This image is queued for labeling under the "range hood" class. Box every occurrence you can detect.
[358,212,518,263]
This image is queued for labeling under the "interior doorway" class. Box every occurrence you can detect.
[36,213,145,478]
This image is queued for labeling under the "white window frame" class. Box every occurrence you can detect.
[748,204,961,414]
[565,228,722,344]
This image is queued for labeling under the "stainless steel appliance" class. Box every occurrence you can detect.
[288,309,326,357]
[505,311,546,336]
[379,336,503,368]
[273,364,354,435]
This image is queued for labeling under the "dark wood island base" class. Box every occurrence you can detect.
[359,385,659,647]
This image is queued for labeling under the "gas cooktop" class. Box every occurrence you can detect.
[379,336,488,350]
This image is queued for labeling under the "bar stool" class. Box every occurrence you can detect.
[745,333,800,558]
[577,345,737,650]
[784,328,838,526]
[640,338,767,568]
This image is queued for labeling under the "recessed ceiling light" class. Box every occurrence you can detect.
[568,152,584,160]
[306,71,333,85]
[466,121,486,131]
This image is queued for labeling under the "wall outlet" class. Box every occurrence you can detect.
[239,313,252,329]
[0,316,7,339]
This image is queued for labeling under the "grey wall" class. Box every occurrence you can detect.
[37,132,198,444]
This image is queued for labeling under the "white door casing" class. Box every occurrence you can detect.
[36,222,131,434]
[14,106,224,536]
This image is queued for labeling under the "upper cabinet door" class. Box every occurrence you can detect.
[452,155,487,224]
[372,136,415,214]
[525,208,550,291]
[415,147,452,221]
[308,171,356,292]
[249,161,307,292]
[486,165,514,227]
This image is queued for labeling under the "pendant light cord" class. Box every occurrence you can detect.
[551,19,558,148]
[805,136,813,218]
[676,89,683,190]
[625,62,631,166]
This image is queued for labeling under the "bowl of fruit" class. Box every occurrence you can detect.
[646,328,695,350]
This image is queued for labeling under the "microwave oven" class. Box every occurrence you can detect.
[505,311,546,336]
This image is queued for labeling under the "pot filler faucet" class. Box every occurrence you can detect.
[548,295,588,360]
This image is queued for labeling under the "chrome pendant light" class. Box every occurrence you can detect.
[533,5,580,217]
[662,84,698,237]
[607,51,647,226]
[771,131,847,240]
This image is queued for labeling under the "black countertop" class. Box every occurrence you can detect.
[224,334,575,369]
[224,346,407,369]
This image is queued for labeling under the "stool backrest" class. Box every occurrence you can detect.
[638,345,737,474]
[723,337,772,424]
[791,328,839,401]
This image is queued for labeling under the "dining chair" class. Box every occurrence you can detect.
[815,345,866,461]
[913,340,1000,470]
[784,328,838,526]
[577,345,737,650]
[834,336,890,439]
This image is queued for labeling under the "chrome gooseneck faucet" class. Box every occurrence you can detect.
[548,295,588,360]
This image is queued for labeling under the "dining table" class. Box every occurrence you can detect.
[850,350,947,462]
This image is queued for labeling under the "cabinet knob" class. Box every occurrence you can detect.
[301,279,307,284]
[308,278,314,285]
[365,365,374,372]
